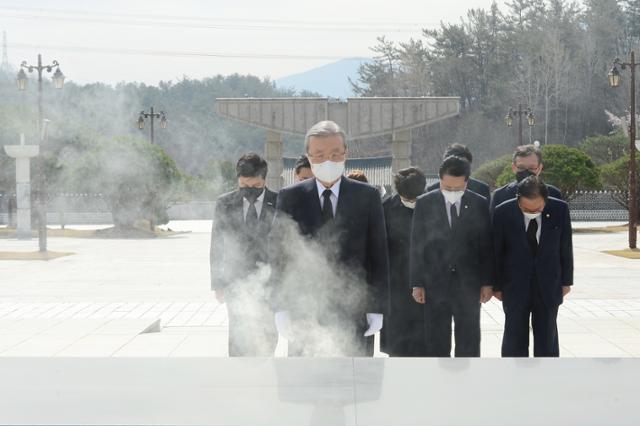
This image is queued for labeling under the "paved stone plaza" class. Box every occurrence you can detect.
[0,220,639,358]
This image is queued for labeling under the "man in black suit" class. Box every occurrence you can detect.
[490,144,563,213]
[210,153,278,357]
[270,120,390,357]
[426,144,491,200]
[410,156,494,357]
[493,176,573,357]
[381,167,427,357]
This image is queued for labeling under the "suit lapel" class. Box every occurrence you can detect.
[509,201,531,253]
[459,191,471,222]
[232,191,245,225]
[507,181,518,197]
[435,191,452,230]
[306,179,323,231]
[259,189,276,222]
[335,176,349,220]
[538,203,554,251]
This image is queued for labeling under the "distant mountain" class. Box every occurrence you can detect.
[275,57,371,99]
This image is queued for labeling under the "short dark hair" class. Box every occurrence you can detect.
[513,144,542,165]
[347,169,368,183]
[439,155,471,180]
[294,155,311,175]
[444,143,472,164]
[517,175,549,201]
[236,153,268,179]
[394,167,426,199]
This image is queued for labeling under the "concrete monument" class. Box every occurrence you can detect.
[215,97,460,189]
[4,134,39,239]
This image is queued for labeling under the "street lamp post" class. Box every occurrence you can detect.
[137,107,167,145]
[505,104,535,147]
[608,52,638,249]
[16,54,65,252]
[136,107,167,232]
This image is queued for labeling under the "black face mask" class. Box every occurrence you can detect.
[516,169,536,183]
[239,187,264,203]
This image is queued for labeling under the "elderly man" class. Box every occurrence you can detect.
[270,120,390,357]
[493,176,573,357]
[490,144,563,213]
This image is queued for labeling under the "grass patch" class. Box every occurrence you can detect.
[0,251,75,261]
[602,249,640,259]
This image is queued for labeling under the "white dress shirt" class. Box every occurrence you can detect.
[242,188,265,221]
[524,214,542,243]
[316,178,341,216]
[445,200,461,227]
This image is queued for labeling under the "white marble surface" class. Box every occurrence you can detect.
[354,358,640,425]
[0,358,637,425]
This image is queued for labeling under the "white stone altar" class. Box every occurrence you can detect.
[0,358,637,425]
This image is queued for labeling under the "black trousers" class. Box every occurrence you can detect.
[226,296,278,357]
[424,279,481,357]
[383,320,427,357]
[382,289,426,357]
[501,279,560,357]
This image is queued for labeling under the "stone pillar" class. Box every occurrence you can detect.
[265,130,284,190]
[4,135,39,239]
[392,129,411,174]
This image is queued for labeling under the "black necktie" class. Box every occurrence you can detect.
[245,201,258,228]
[321,189,334,224]
[527,218,538,256]
[449,203,458,229]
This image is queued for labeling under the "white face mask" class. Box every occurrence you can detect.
[311,160,345,184]
[523,211,542,220]
[401,199,416,209]
[441,189,464,205]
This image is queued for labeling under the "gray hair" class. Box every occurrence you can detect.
[513,144,542,165]
[304,120,347,153]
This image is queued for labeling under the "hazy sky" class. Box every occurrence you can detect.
[0,0,501,85]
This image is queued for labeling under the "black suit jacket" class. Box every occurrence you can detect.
[427,177,490,201]
[270,176,390,316]
[492,197,573,308]
[381,194,425,352]
[210,188,278,291]
[490,180,562,213]
[410,190,493,304]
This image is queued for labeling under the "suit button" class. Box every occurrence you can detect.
[450,267,456,273]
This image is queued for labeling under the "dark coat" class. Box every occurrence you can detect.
[410,190,493,305]
[380,194,425,355]
[427,177,491,201]
[210,188,278,291]
[270,176,390,319]
[490,180,562,213]
[492,197,574,308]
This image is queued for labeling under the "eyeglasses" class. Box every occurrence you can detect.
[308,151,346,163]
[516,167,539,173]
